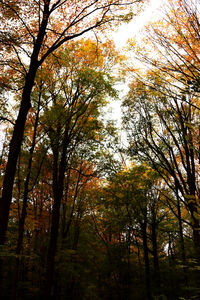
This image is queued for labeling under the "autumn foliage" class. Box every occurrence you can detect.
[1,0,200,299]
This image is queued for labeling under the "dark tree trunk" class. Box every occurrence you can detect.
[0,72,35,244]
[11,94,42,300]
[0,1,50,245]
[190,207,200,257]
[45,125,70,299]
[151,220,161,291]
[45,189,62,299]
[141,221,152,300]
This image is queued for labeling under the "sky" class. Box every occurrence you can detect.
[107,0,164,130]
[113,0,164,48]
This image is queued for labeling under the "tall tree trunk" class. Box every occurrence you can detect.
[45,189,62,299]
[45,126,70,299]
[190,208,200,257]
[0,0,50,245]
[141,221,152,300]
[175,189,186,263]
[12,94,42,300]
[0,72,35,244]
[0,74,36,299]
[167,234,175,298]
[176,198,190,300]
[16,91,41,256]
[151,220,161,292]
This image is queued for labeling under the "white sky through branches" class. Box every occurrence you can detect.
[113,0,164,48]
[107,0,164,131]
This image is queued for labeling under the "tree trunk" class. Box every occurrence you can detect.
[187,200,200,257]
[12,95,41,300]
[141,221,152,300]
[45,125,70,299]
[0,74,35,244]
[45,190,62,299]
[0,0,50,246]
[151,221,161,291]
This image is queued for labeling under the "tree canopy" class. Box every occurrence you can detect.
[1,0,200,299]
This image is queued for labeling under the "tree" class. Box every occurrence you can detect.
[0,0,145,245]
[124,0,200,257]
[122,75,200,258]
[31,39,118,297]
[128,0,200,97]
[93,164,167,299]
